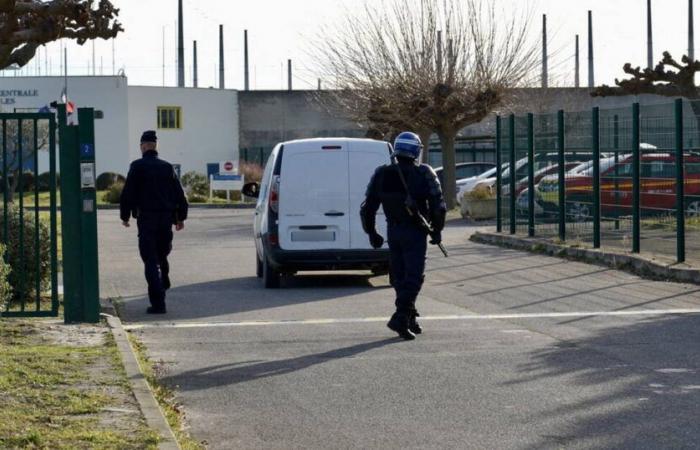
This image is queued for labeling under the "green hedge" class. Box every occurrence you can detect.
[181,171,208,196]
[103,182,124,204]
[0,207,50,302]
[96,172,126,191]
[0,245,12,312]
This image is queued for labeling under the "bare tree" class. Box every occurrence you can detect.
[0,0,122,70]
[314,0,539,208]
[1,120,49,203]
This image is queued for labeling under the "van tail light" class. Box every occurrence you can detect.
[267,233,279,247]
[269,175,280,213]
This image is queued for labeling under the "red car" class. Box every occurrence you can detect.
[561,154,700,221]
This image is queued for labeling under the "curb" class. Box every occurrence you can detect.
[471,231,700,285]
[102,311,180,450]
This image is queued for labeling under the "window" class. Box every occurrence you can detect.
[157,106,182,129]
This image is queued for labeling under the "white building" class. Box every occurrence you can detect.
[0,76,239,176]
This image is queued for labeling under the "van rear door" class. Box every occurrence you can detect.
[278,141,351,250]
[349,141,392,249]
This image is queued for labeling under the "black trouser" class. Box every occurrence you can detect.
[387,223,427,317]
[137,213,173,309]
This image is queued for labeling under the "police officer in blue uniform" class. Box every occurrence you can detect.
[361,132,447,340]
[120,131,188,314]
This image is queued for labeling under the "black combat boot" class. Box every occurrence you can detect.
[408,312,422,335]
[387,313,416,341]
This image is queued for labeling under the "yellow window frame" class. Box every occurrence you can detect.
[157,106,182,130]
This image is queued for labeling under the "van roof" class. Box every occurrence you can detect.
[280,137,389,148]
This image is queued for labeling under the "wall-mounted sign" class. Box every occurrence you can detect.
[0,89,39,105]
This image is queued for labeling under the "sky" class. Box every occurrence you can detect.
[4,0,696,90]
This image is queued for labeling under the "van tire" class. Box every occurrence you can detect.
[263,257,281,289]
[256,254,263,278]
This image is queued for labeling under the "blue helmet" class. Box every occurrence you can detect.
[393,132,423,160]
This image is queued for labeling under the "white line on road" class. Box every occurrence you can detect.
[122,308,700,330]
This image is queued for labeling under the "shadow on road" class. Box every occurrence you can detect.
[160,338,398,391]
[505,314,700,449]
[120,273,389,323]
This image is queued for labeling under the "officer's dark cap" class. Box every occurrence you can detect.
[141,130,158,144]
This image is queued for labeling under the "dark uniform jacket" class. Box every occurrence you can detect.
[361,158,447,234]
[120,150,188,224]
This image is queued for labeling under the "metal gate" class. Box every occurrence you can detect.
[1,112,59,317]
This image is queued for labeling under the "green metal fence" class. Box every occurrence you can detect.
[496,99,700,266]
[0,112,59,317]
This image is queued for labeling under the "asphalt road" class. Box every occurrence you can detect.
[100,210,700,450]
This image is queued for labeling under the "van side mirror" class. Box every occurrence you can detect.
[242,182,260,199]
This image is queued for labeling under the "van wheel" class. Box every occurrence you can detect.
[686,198,700,218]
[256,254,263,278]
[263,257,281,289]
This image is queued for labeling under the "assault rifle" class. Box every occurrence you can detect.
[393,161,449,258]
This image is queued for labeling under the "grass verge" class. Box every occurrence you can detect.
[128,332,206,450]
[0,319,160,449]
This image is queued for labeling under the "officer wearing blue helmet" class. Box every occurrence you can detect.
[361,132,447,340]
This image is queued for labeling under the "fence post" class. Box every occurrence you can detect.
[509,114,516,234]
[527,113,535,237]
[675,98,686,263]
[592,107,601,248]
[632,102,641,253]
[558,110,566,241]
[496,116,502,233]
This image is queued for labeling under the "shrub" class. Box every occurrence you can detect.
[96,172,126,191]
[103,182,124,204]
[18,171,35,193]
[181,171,209,196]
[0,207,50,302]
[187,193,208,203]
[465,183,495,201]
[240,162,263,183]
[0,245,12,313]
[37,172,60,192]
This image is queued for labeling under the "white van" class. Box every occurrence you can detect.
[242,138,392,288]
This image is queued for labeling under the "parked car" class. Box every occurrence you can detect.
[458,152,598,204]
[511,163,581,215]
[242,138,392,288]
[536,153,700,222]
[434,162,495,187]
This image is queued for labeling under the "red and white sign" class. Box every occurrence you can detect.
[219,160,238,175]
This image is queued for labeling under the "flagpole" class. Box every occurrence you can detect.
[64,48,68,100]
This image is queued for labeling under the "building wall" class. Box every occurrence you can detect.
[238,90,365,151]
[127,86,239,175]
[0,76,130,175]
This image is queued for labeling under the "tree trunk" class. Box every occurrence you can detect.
[438,131,457,210]
[418,130,432,164]
[7,170,18,203]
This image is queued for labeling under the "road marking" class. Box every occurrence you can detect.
[123,308,700,330]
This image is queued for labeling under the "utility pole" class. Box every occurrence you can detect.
[542,14,548,88]
[647,0,654,70]
[575,35,580,88]
[588,10,595,88]
[177,0,185,87]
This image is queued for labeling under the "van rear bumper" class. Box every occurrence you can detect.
[266,246,391,272]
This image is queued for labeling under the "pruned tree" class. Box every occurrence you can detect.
[314,0,539,208]
[593,52,700,99]
[0,0,123,70]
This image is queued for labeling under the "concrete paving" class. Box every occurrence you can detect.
[100,210,700,450]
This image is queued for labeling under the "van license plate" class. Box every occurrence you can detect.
[291,230,336,242]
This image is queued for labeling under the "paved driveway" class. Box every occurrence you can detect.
[100,209,700,449]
